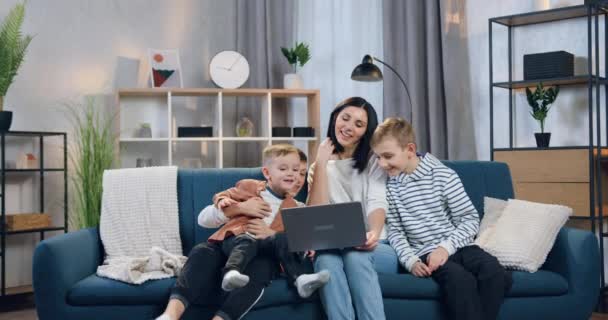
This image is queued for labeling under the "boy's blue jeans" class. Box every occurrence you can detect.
[313,241,397,320]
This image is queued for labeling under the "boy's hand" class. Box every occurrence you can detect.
[316,138,335,165]
[217,197,238,209]
[356,231,379,251]
[246,219,276,239]
[304,250,316,259]
[238,198,272,218]
[426,246,449,272]
[411,261,432,277]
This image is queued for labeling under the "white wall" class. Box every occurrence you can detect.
[0,0,239,288]
[461,0,601,160]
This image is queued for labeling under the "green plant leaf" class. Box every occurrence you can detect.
[281,46,297,65]
[0,2,33,98]
[281,42,310,71]
[66,97,117,229]
[525,82,559,132]
[294,42,311,67]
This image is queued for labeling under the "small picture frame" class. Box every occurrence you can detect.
[147,48,183,88]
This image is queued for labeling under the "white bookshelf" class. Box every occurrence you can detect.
[117,88,320,168]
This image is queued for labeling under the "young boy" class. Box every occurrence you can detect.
[209,144,329,298]
[370,118,511,320]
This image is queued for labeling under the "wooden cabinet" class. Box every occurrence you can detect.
[494,148,606,219]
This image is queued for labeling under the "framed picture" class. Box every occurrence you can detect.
[148,48,183,88]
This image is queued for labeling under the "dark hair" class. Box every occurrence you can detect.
[297,149,307,162]
[327,97,379,173]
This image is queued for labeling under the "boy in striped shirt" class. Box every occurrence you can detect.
[371,118,511,320]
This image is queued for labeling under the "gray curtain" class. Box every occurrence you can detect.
[228,0,295,167]
[382,0,448,159]
[440,0,476,160]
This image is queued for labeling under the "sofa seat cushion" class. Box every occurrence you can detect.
[379,270,568,299]
[68,275,175,306]
[508,270,568,297]
[253,278,318,309]
[68,274,314,308]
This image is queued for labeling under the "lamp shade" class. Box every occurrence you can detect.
[351,55,383,82]
[351,54,415,124]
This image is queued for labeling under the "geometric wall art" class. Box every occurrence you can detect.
[148,48,183,88]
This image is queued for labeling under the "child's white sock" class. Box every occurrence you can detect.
[222,270,250,292]
[295,270,330,298]
[155,314,172,320]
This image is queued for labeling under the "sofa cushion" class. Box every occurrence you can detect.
[442,161,514,219]
[478,199,571,272]
[254,278,318,309]
[68,275,175,306]
[68,274,314,308]
[378,270,568,299]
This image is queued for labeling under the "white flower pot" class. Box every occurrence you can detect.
[283,73,303,89]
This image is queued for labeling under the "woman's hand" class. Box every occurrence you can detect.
[225,197,271,219]
[356,231,379,251]
[246,219,276,239]
[217,197,238,209]
[316,138,335,165]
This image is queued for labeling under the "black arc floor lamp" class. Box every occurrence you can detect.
[351,54,414,123]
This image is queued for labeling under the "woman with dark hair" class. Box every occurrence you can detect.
[307,97,390,320]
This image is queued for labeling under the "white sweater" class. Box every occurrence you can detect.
[308,156,388,239]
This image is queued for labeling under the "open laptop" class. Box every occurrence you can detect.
[282,202,367,252]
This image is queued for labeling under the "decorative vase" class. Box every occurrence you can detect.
[136,158,153,167]
[535,132,551,148]
[283,73,303,89]
[0,96,13,132]
[0,111,13,132]
[236,117,254,137]
[137,123,152,138]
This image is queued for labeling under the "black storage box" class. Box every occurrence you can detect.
[177,126,213,137]
[272,127,292,137]
[293,127,315,137]
[523,51,574,80]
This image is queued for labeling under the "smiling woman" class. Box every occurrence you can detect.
[306,96,395,320]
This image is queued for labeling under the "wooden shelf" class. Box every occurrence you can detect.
[491,4,607,27]
[171,137,220,142]
[117,88,321,168]
[222,137,269,142]
[271,137,317,141]
[119,138,169,142]
[493,75,606,89]
[5,285,32,295]
[4,168,64,172]
[118,88,320,97]
[4,226,65,235]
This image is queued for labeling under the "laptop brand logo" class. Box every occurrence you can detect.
[314,224,335,231]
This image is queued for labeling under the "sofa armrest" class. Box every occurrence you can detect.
[542,227,599,316]
[33,227,103,319]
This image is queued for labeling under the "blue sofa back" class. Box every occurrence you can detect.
[176,161,514,255]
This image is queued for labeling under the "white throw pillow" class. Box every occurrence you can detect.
[477,199,571,272]
[475,197,508,246]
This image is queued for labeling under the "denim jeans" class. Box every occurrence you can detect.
[314,246,386,320]
[374,240,399,274]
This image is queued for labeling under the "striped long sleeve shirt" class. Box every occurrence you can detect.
[386,153,479,272]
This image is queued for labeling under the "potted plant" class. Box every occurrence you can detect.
[281,42,311,89]
[0,2,33,131]
[525,82,559,148]
[67,97,116,229]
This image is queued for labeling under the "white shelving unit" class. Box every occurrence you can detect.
[116,88,320,168]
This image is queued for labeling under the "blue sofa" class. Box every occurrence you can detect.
[33,161,600,320]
